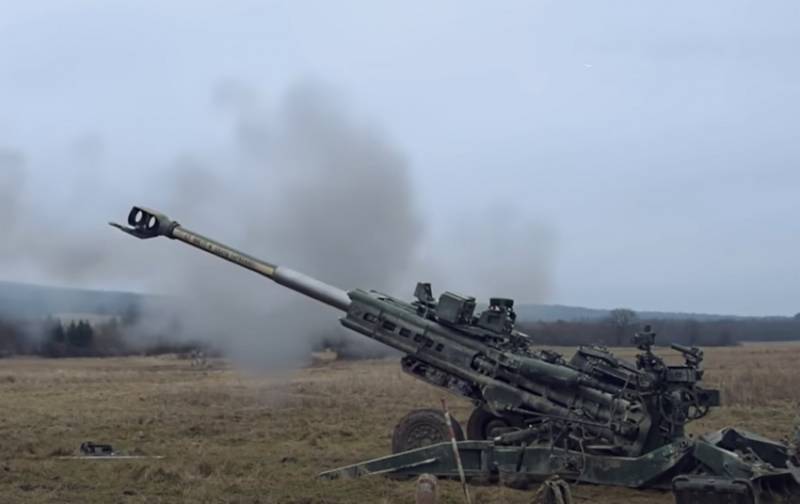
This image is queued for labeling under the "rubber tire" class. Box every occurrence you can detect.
[466,406,510,440]
[391,408,464,454]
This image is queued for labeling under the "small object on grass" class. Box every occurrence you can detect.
[531,476,573,504]
[415,473,438,504]
[57,442,164,460]
[80,442,114,456]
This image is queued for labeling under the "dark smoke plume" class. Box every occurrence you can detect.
[0,81,553,368]
[143,82,423,367]
[1,82,421,367]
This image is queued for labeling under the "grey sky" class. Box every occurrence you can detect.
[1,1,798,316]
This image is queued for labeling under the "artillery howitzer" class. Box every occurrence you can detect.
[112,206,800,503]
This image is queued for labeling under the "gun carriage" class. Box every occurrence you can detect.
[113,206,800,504]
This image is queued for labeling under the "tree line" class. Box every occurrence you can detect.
[517,308,800,347]
[2,307,799,359]
[0,313,208,358]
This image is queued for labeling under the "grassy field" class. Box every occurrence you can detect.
[0,344,798,503]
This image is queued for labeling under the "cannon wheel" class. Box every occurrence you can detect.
[467,406,513,440]
[392,409,464,453]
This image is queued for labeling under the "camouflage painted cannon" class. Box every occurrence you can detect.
[112,206,800,504]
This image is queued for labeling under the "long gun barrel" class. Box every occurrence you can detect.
[109,206,792,503]
[111,205,720,461]
[110,206,351,311]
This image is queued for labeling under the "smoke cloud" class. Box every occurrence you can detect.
[0,81,553,369]
[421,205,555,304]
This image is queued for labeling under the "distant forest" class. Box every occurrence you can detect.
[1,305,799,359]
[3,282,799,358]
[517,308,800,347]
[0,311,205,359]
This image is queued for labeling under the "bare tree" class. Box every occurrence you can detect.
[609,308,638,346]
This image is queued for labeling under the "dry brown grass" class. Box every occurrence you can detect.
[0,344,798,503]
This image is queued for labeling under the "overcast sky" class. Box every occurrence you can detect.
[1,1,798,316]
